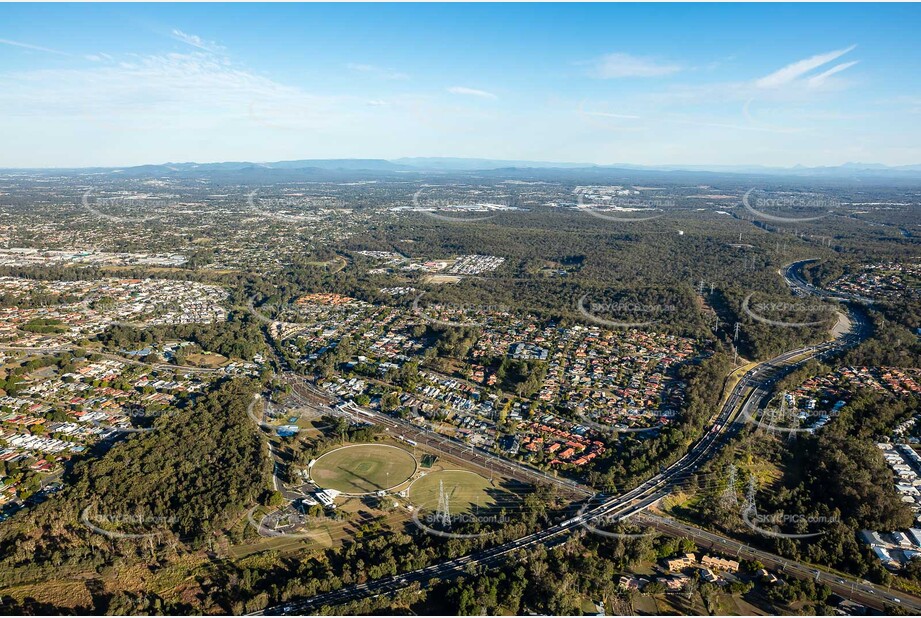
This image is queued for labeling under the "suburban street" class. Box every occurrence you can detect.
[0,344,222,374]
[285,378,594,500]
[254,263,883,615]
[5,12,920,615]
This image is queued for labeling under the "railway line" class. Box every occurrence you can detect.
[255,262,884,615]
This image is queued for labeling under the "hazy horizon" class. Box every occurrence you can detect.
[2,3,920,168]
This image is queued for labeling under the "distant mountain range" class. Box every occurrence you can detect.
[6,157,921,180]
[399,157,921,177]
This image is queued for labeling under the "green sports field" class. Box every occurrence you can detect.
[311,444,417,494]
[408,469,495,513]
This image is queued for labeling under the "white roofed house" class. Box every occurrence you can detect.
[898,483,920,495]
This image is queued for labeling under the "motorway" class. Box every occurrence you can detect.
[256,262,886,615]
[782,259,874,305]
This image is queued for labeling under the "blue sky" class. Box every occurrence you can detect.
[1,3,919,168]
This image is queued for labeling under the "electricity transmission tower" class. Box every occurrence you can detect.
[720,464,739,508]
[743,476,758,519]
[435,480,451,528]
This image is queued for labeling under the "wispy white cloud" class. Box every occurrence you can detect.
[582,110,641,120]
[0,50,351,132]
[171,29,225,54]
[85,53,114,63]
[0,38,70,56]
[347,63,409,80]
[588,52,681,79]
[808,61,859,87]
[447,86,497,99]
[670,115,804,134]
[755,45,856,89]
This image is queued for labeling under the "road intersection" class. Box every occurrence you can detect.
[256,263,907,615]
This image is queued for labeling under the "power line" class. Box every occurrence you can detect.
[720,463,738,508]
[435,480,451,529]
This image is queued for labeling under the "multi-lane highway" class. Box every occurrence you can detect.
[782,259,874,305]
[256,264,876,615]
[257,342,851,615]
